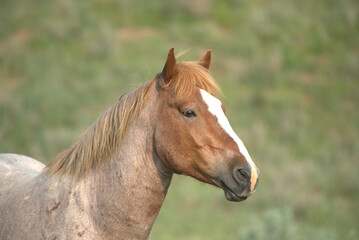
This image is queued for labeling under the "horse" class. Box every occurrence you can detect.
[0,48,259,240]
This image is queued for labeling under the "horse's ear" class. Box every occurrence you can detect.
[161,48,177,84]
[199,50,211,70]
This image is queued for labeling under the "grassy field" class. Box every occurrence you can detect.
[1,0,358,239]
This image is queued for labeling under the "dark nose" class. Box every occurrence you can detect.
[233,167,251,186]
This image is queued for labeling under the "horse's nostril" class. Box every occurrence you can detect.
[233,167,251,185]
[238,169,250,181]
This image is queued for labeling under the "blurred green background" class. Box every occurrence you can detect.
[0,0,358,239]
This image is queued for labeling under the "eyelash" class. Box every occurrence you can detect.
[182,109,197,118]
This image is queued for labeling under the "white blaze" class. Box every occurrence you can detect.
[200,89,258,190]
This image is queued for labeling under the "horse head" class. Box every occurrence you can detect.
[153,48,259,201]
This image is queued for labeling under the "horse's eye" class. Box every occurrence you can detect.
[182,109,197,118]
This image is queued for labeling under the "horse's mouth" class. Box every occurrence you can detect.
[219,180,248,202]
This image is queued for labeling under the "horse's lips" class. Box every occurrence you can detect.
[219,180,248,202]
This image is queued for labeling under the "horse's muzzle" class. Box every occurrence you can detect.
[217,165,260,202]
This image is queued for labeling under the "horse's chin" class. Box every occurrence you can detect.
[224,190,248,202]
[220,180,248,202]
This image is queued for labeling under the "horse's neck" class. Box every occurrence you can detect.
[83,91,171,239]
[88,122,172,239]
[35,90,171,239]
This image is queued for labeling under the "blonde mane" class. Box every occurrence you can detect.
[46,61,220,179]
